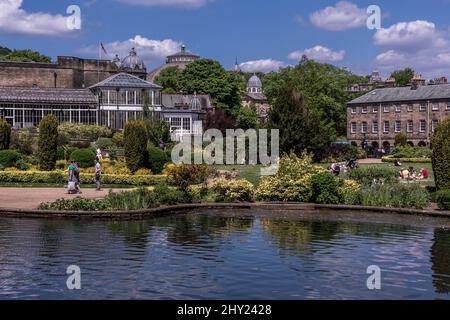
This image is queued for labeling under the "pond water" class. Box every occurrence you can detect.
[0,209,450,300]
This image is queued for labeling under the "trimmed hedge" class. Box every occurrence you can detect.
[0,171,166,186]
[70,148,96,168]
[436,190,450,210]
[382,156,431,163]
[431,118,450,190]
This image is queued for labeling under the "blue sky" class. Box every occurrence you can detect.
[1,0,450,78]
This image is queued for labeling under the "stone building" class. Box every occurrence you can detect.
[347,80,450,153]
[241,74,271,121]
[147,45,200,82]
[0,48,147,89]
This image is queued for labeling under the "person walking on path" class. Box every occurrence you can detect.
[94,158,102,191]
[73,161,82,194]
[68,161,77,194]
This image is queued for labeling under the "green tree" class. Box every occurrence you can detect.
[394,133,408,147]
[38,115,58,171]
[0,46,11,57]
[390,68,415,87]
[431,118,450,190]
[142,94,171,145]
[268,81,336,160]
[154,66,183,93]
[124,120,148,173]
[0,118,11,150]
[232,105,257,130]
[0,49,51,63]
[180,59,241,110]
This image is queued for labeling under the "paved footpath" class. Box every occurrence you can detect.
[0,188,124,210]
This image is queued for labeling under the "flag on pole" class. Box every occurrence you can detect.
[100,42,108,56]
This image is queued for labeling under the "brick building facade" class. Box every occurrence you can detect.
[347,82,450,153]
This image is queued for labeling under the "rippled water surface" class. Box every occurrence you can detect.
[1,209,450,300]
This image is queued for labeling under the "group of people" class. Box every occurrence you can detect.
[399,166,429,181]
[329,159,360,176]
[67,158,102,194]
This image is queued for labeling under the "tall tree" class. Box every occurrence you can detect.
[180,59,241,110]
[38,115,58,171]
[154,66,183,93]
[124,120,148,173]
[390,68,415,87]
[268,81,336,160]
[0,49,51,63]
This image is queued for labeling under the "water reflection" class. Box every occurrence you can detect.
[0,210,449,299]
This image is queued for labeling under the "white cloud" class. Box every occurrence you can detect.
[117,0,211,8]
[78,35,181,68]
[309,1,367,31]
[0,0,75,36]
[238,59,285,73]
[288,46,345,62]
[373,20,450,78]
[374,20,447,51]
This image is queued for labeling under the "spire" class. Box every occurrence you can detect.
[234,57,240,72]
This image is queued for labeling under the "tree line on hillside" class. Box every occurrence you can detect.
[0,45,51,63]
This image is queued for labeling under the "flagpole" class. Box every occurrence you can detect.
[97,41,101,83]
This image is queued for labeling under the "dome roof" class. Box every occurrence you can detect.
[248,74,262,88]
[121,48,146,70]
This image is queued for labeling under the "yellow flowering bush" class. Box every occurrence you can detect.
[213,179,254,202]
[255,153,326,202]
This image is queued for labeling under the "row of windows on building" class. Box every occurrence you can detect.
[350,119,439,134]
[350,102,450,114]
[98,89,162,106]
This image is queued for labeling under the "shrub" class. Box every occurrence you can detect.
[14,159,30,171]
[325,144,366,163]
[436,190,450,210]
[165,164,215,189]
[106,188,160,210]
[0,150,21,169]
[154,183,188,205]
[392,146,431,159]
[348,184,429,209]
[124,120,148,173]
[40,197,110,211]
[431,118,450,190]
[310,172,340,204]
[10,129,36,155]
[95,137,115,150]
[0,119,11,150]
[112,132,124,147]
[70,148,96,168]
[147,147,170,174]
[348,166,399,186]
[394,133,408,147]
[213,179,254,202]
[382,156,431,164]
[338,179,361,205]
[58,123,113,141]
[255,153,326,202]
[38,115,58,171]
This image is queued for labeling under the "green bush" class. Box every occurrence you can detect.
[310,172,340,204]
[40,197,110,211]
[10,129,36,155]
[348,166,399,186]
[394,133,408,147]
[431,118,450,190]
[14,159,30,171]
[166,164,215,189]
[0,119,11,150]
[0,150,21,169]
[95,137,115,150]
[347,184,430,209]
[325,144,366,163]
[436,190,450,210]
[213,179,254,202]
[112,132,124,147]
[38,115,58,171]
[124,120,148,173]
[147,147,170,174]
[58,123,113,141]
[255,153,327,202]
[69,148,96,168]
[392,146,431,158]
[106,188,160,210]
[382,156,431,163]
[0,171,166,186]
[154,183,188,205]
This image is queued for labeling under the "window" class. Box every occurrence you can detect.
[362,106,368,114]
[384,121,390,133]
[351,106,357,114]
[383,105,390,113]
[395,121,401,133]
[351,122,357,134]
[407,120,413,133]
[395,105,401,112]
[432,120,438,132]
[420,104,427,111]
[372,121,379,133]
[373,106,379,113]
[407,104,413,112]
[447,103,450,111]
[420,120,426,133]
[361,122,368,133]
[432,103,439,111]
